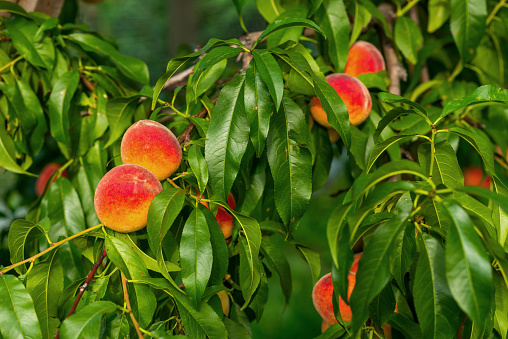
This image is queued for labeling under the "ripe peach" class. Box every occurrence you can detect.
[94,164,162,233]
[35,163,68,196]
[312,253,362,324]
[121,120,182,181]
[321,320,332,333]
[344,41,386,77]
[310,74,372,127]
[198,191,236,241]
[463,167,490,189]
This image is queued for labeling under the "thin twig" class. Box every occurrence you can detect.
[177,92,220,145]
[54,250,108,339]
[80,72,95,92]
[122,272,144,339]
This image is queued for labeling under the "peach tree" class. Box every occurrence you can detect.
[0,0,507,338]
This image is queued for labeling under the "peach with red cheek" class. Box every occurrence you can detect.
[35,163,68,196]
[215,193,236,240]
[463,167,490,189]
[310,74,372,128]
[94,164,162,233]
[312,253,362,325]
[344,41,386,77]
[121,120,182,181]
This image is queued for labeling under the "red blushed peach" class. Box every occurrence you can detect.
[321,320,332,333]
[312,253,362,324]
[310,74,372,128]
[121,120,182,181]
[198,191,236,241]
[463,167,491,189]
[35,163,68,196]
[94,164,162,233]
[344,41,386,77]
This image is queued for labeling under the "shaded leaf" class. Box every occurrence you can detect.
[59,301,117,339]
[252,49,283,110]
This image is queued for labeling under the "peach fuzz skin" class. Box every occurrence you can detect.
[344,41,386,77]
[35,163,68,196]
[121,119,182,181]
[94,164,162,233]
[312,253,362,325]
[463,167,490,189]
[310,74,372,128]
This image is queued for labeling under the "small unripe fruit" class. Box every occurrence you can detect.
[310,74,372,128]
[121,120,182,181]
[94,164,162,233]
[35,163,68,196]
[344,41,386,77]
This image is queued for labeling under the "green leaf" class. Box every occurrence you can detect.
[315,0,350,71]
[26,249,63,339]
[418,140,464,188]
[391,221,416,292]
[450,0,487,63]
[492,177,508,248]
[104,95,140,148]
[48,70,80,159]
[104,313,130,339]
[170,283,228,339]
[261,239,292,307]
[456,185,508,217]
[373,107,429,143]
[0,274,42,339]
[314,323,346,339]
[68,33,149,84]
[180,207,213,307]
[310,126,333,191]
[188,59,227,102]
[231,212,261,308]
[312,74,351,149]
[350,210,410,335]
[244,56,272,157]
[378,92,429,117]
[327,203,354,268]
[0,113,33,175]
[40,177,86,240]
[255,0,283,23]
[394,16,423,64]
[254,17,326,50]
[439,85,508,120]
[153,58,196,109]
[105,235,156,328]
[240,156,266,217]
[7,219,45,274]
[59,301,117,339]
[368,282,396,331]
[205,73,249,202]
[295,244,321,286]
[442,201,493,326]
[17,79,47,157]
[414,234,461,339]
[266,5,309,49]
[359,0,392,38]
[448,127,495,174]
[232,0,250,32]
[428,0,450,33]
[188,144,209,193]
[266,96,312,226]
[449,191,494,231]
[0,1,29,17]
[199,204,228,286]
[493,273,508,339]
[252,49,283,110]
[366,131,418,173]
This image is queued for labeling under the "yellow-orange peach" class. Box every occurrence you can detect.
[94,164,162,233]
[463,167,490,189]
[121,120,182,181]
[312,253,362,324]
[310,74,372,127]
[344,41,386,77]
[35,163,68,196]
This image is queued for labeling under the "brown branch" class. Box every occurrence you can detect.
[55,250,107,339]
[378,3,407,95]
[177,92,220,145]
[79,73,95,92]
[122,272,143,339]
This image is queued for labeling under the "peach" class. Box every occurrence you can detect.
[310,74,372,127]
[35,163,68,196]
[463,167,490,189]
[94,164,162,233]
[198,191,236,241]
[344,41,386,77]
[121,120,182,181]
[312,253,362,324]
[321,320,332,333]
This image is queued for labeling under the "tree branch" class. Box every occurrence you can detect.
[378,3,407,95]
[177,91,220,145]
[55,250,108,339]
[122,272,144,339]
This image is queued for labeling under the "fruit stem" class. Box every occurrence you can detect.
[487,0,506,25]
[428,127,436,180]
[122,272,144,339]
[397,0,420,17]
[0,224,103,276]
